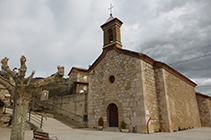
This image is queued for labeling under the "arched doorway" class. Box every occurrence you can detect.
[107,103,118,127]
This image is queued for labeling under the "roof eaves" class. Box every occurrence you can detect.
[196,92,211,99]
[68,67,88,76]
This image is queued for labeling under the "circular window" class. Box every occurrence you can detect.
[109,75,115,84]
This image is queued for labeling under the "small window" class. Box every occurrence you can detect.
[44,92,48,100]
[109,75,115,84]
[84,76,87,81]
[109,34,113,42]
[84,115,88,121]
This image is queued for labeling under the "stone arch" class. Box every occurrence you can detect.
[103,99,123,127]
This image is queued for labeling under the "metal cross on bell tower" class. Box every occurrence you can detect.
[108,4,114,16]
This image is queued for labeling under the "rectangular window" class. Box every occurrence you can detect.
[83,115,88,121]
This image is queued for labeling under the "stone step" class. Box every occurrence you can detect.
[103,127,120,132]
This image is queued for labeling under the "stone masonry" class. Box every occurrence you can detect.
[88,46,201,133]
[196,93,211,127]
[41,93,88,127]
[40,67,89,127]
[88,49,143,131]
[85,15,202,133]
[162,70,201,131]
[68,67,89,94]
[41,14,211,134]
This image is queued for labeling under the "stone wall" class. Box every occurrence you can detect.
[41,92,88,127]
[77,72,88,83]
[88,49,145,132]
[196,93,211,127]
[88,48,202,133]
[68,70,88,94]
[0,85,10,106]
[76,84,88,94]
[68,71,78,92]
[0,114,12,127]
[141,61,160,133]
[68,70,88,88]
[164,70,201,131]
[155,68,171,132]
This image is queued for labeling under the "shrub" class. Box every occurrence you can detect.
[98,117,104,126]
[34,109,41,112]
[120,120,126,129]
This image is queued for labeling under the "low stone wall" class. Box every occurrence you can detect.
[40,92,88,127]
[196,93,211,127]
[0,113,12,127]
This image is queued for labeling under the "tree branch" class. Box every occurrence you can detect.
[0,74,11,85]
[25,70,35,85]
[18,55,27,80]
[0,75,14,91]
[1,57,19,83]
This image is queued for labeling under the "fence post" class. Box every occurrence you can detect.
[29,110,31,121]
[40,116,43,129]
[4,105,6,112]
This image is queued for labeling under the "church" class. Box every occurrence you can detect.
[40,13,211,133]
[66,14,202,133]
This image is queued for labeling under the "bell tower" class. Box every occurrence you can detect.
[101,13,123,49]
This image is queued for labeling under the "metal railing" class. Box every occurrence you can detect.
[4,106,47,130]
[27,110,47,129]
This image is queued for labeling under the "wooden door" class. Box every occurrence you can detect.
[108,104,118,127]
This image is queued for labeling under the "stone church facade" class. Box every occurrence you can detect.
[87,46,202,133]
[31,14,211,133]
[86,15,201,133]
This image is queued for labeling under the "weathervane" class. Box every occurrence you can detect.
[108,4,114,16]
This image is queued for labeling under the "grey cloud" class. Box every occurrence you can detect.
[0,0,210,95]
[136,0,211,95]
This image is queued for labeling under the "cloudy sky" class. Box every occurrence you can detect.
[0,0,210,95]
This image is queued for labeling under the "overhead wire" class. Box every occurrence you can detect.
[169,52,211,66]
[164,52,211,93]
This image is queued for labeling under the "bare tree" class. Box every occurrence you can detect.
[0,56,64,140]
